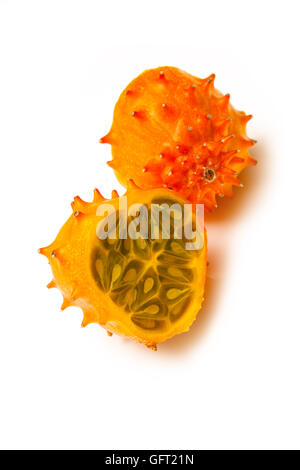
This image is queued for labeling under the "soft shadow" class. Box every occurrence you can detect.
[160,138,268,356]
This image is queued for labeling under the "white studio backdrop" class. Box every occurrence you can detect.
[0,0,299,450]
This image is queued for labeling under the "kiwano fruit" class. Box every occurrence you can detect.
[101,66,256,211]
[39,185,207,350]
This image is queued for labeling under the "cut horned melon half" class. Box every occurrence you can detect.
[39,184,207,350]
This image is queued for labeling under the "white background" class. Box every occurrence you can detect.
[0,0,299,450]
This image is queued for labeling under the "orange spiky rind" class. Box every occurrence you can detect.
[47,280,56,289]
[39,186,207,350]
[93,188,105,202]
[111,189,119,199]
[101,66,256,210]
[145,135,247,211]
[70,189,107,216]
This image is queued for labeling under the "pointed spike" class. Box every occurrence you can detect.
[242,114,253,124]
[74,195,85,204]
[218,93,230,110]
[74,195,88,208]
[202,74,216,93]
[206,73,216,84]
[38,246,51,257]
[47,280,56,289]
[241,138,256,148]
[146,342,157,351]
[107,331,113,337]
[81,313,91,328]
[61,298,70,311]
[100,133,111,144]
[93,188,104,203]
[71,196,89,215]
[111,190,119,199]
[248,157,257,166]
[107,160,116,169]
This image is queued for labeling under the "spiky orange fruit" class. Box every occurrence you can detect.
[101,66,256,211]
[39,185,207,350]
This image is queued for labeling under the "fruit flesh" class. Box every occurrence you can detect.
[39,186,207,349]
[101,66,256,211]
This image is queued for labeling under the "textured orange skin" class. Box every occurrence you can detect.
[39,185,207,350]
[101,66,256,211]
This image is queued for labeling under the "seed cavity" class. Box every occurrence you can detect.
[168,267,182,278]
[111,264,122,284]
[143,277,153,294]
[132,317,157,329]
[167,288,182,300]
[124,268,137,282]
[91,202,200,330]
[143,304,160,315]
[125,288,137,306]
